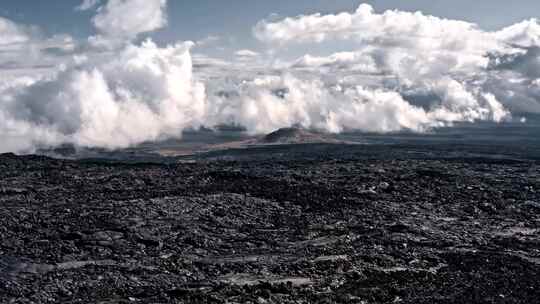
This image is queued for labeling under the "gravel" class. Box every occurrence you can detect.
[0,144,539,303]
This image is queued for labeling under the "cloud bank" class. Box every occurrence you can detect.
[0,39,205,151]
[1,2,540,153]
[254,4,540,115]
[0,0,205,152]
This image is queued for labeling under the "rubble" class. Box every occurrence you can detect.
[0,144,539,303]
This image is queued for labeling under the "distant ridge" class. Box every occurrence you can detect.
[261,127,340,144]
[35,127,359,158]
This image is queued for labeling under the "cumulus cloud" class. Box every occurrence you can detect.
[495,19,540,47]
[205,74,509,135]
[0,40,205,152]
[3,2,540,153]
[0,0,207,153]
[206,75,433,134]
[89,0,167,48]
[254,3,505,78]
[252,3,540,122]
[255,4,495,51]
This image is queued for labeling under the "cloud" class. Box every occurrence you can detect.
[89,0,167,48]
[0,17,32,46]
[0,17,75,83]
[205,74,509,136]
[0,0,207,152]
[195,35,221,47]
[75,0,101,11]
[495,19,540,47]
[255,4,490,47]
[490,46,540,79]
[253,4,539,83]
[252,4,540,125]
[235,49,260,57]
[0,39,206,152]
[254,4,502,75]
[206,75,433,134]
[291,51,380,74]
[3,2,540,153]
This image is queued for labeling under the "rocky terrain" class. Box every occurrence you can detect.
[260,127,345,145]
[1,142,539,303]
[155,127,353,157]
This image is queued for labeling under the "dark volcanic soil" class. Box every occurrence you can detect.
[0,145,539,303]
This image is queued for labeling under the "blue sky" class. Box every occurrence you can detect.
[2,0,540,50]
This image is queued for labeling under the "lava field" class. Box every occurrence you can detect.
[0,144,539,303]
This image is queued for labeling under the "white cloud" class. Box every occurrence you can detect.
[205,74,509,136]
[253,4,540,81]
[254,4,502,75]
[235,49,260,57]
[252,4,540,124]
[75,0,101,11]
[255,3,500,51]
[4,2,540,153]
[495,19,540,47]
[291,51,379,74]
[0,17,75,83]
[0,17,32,46]
[89,0,167,48]
[206,75,434,134]
[0,1,203,152]
[195,35,221,47]
[0,39,206,152]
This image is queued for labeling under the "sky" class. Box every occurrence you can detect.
[3,0,540,55]
[0,0,540,153]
